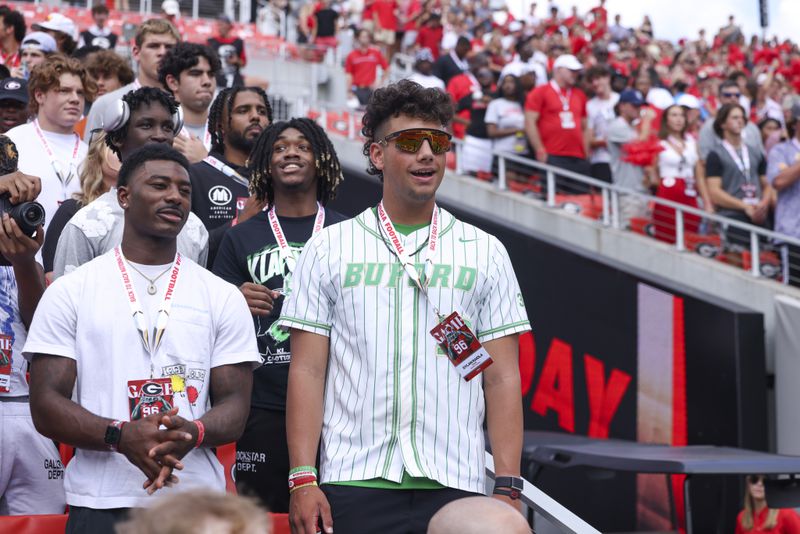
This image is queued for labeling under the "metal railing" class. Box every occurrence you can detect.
[485,451,600,533]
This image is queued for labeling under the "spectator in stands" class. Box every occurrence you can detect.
[78,5,119,50]
[486,74,529,183]
[52,87,209,278]
[676,93,702,138]
[408,48,445,90]
[0,9,24,70]
[524,54,591,193]
[85,18,180,137]
[652,105,706,243]
[371,0,399,57]
[757,117,783,155]
[312,0,340,52]
[427,496,530,534]
[735,475,800,533]
[433,36,470,87]
[0,169,67,517]
[159,42,220,163]
[448,53,488,140]
[190,86,272,263]
[25,143,259,534]
[214,117,345,515]
[766,104,800,286]
[457,66,495,175]
[608,14,630,43]
[416,14,444,61]
[14,32,56,80]
[345,29,389,106]
[207,15,247,89]
[499,37,547,89]
[85,50,135,99]
[699,81,763,161]
[116,490,271,534]
[586,65,619,184]
[42,131,119,278]
[32,14,77,56]
[6,54,93,240]
[161,0,184,33]
[0,78,28,134]
[607,89,655,226]
[705,103,771,255]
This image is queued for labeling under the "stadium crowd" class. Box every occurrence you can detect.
[0,1,797,533]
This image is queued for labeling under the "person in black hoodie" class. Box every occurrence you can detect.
[188,86,272,264]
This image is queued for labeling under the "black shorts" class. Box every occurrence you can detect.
[235,407,290,513]
[590,162,612,184]
[66,506,129,534]
[321,483,479,534]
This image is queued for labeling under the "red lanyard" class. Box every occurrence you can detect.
[375,201,441,315]
[267,203,325,273]
[114,246,182,378]
[33,119,80,188]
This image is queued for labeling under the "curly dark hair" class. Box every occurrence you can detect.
[157,42,221,93]
[247,117,343,207]
[2,10,25,44]
[105,87,179,159]
[207,86,273,154]
[361,79,453,179]
[86,50,135,86]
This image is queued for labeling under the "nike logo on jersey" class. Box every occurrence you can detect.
[458,237,479,243]
[343,262,477,290]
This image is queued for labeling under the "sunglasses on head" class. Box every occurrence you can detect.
[747,475,765,484]
[379,128,453,155]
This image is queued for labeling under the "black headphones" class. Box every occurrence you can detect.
[100,99,184,136]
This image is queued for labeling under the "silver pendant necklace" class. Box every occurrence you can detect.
[126,262,172,295]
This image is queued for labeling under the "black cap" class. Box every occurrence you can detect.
[0,78,28,104]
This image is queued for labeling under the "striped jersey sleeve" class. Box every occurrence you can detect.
[277,231,333,336]
[475,236,531,342]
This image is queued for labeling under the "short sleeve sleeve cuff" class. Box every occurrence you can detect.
[477,321,531,343]
[277,316,331,337]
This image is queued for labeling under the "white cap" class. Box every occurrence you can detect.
[676,93,700,110]
[646,87,674,110]
[508,20,524,32]
[33,13,77,39]
[552,54,583,71]
[161,0,181,16]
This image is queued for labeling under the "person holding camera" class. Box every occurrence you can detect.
[0,170,66,515]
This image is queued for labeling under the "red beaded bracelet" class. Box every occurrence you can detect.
[194,420,205,448]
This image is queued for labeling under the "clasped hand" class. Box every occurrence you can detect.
[118,407,198,495]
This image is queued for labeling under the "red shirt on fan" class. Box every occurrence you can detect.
[525,81,588,159]
[447,72,479,139]
[735,508,800,534]
[345,46,388,87]
[373,0,399,31]
[416,25,443,59]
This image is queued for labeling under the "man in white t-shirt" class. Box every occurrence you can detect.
[498,37,547,88]
[24,144,259,533]
[586,65,619,183]
[5,53,92,238]
[0,171,65,515]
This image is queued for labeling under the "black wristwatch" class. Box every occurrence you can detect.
[493,476,524,500]
[104,420,126,452]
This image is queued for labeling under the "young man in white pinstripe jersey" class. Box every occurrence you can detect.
[280,79,531,534]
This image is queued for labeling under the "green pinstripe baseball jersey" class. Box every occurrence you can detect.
[278,206,530,494]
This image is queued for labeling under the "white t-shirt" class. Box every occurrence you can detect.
[485,98,527,155]
[407,72,445,91]
[499,57,548,87]
[0,266,29,397]
[5,122,88,238]
[23,250,260,509]
[658,136,699,180]
[586,92,620,164]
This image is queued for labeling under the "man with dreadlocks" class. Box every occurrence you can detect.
[189,86,271,264]
[52,87,209,279]
[212,117,345,513]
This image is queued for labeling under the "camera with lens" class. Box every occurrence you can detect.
[0,194,45,237]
